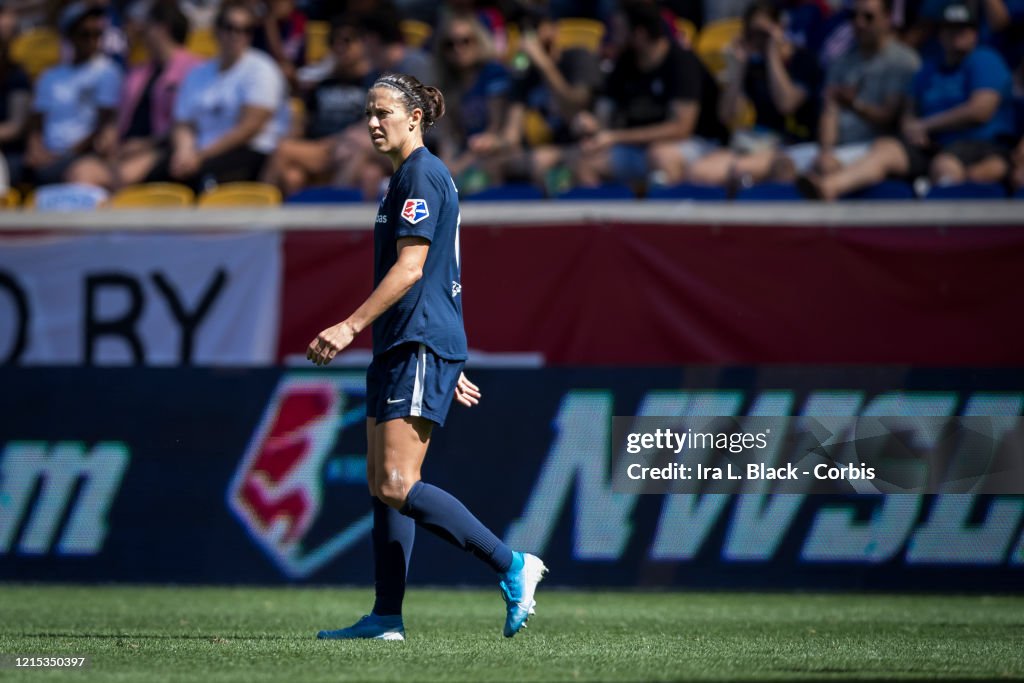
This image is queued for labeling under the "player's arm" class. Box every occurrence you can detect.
[307,237,429,365]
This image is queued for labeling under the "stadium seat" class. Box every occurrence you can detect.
[555,18,604,52]
[464,184,545,201]
[198,182,282,207]
[842,180,915,201]
[110,183,195,208]
[29,183,109,211]
[674,17,697,46]
[128,39,150,66]
[556,183,636,200]
[924,183,1008,200]
[2,187,21,208]
[10,27,61,80]
[523,108,554,147]
[735,182,803,201]
[400,19,433,49]
[186,27,218,58]
[285,186,363,203]
[504,23,521,61]
[695,18,742,78]
[306,20,330,64]
[731,99,756,130]
[647,182,727,200]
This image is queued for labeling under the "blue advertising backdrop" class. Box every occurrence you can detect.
[1,366,1022,590]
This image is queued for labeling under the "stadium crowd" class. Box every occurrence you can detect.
[1,0,1023,204]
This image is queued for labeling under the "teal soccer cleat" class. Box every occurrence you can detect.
[499,552,548,637]
[317,613,405,641]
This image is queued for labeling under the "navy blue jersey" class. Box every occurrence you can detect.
[373,147,468,360]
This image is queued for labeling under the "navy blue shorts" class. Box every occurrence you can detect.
[366,342,465,427]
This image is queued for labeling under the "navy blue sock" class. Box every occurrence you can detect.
[399,481,513,573]
[371,497,415,616]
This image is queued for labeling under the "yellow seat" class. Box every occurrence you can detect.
[731,98,756,130]
[288,96,307,138]
[695,17,742,78]
[675,17,697,47]
[2,187,21,208]
[198,182,282,208]
[400,19,433,49]
[110,183,195,208]
[186,27,218,58]
[128,39,150,66]
[306,20,330,64]
[523,108,553,147]
[504,23,521,62]
[555,18,604,52]
[10,27,62,80]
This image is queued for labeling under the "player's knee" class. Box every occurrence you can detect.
[375,472,420,510]
[375,487,406,510]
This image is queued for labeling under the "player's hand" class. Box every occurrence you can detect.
[306,321,356,366]
[454,372,481,407]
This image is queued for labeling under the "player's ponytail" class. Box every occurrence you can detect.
[373,73,446,131]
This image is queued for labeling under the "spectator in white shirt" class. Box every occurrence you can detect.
[25,2,122,186]
[145,0,288,191]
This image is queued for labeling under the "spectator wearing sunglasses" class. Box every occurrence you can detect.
[801,0,1015,198]
[25,1,122,186]
[788,0,918,177]
[146,0,289,191]
[431,13,512,185]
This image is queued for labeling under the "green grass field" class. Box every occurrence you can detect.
[0,586,1021,682]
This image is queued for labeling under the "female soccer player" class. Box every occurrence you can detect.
[306,72,546,640]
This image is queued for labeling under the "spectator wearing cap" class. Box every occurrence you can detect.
[25,1,122,186]
[67,1,201,190]
[261,13,373,197]
[905,0,1021,66]
[573,2,728,188]
[143,0,289,191]
[800,0,1015,198]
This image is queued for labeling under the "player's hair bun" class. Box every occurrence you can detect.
[373,73,446,130]
[420,86,446,127]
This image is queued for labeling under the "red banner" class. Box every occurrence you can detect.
[280,223,1024,365]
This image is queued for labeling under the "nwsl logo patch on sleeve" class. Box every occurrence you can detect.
[401,198,429,224]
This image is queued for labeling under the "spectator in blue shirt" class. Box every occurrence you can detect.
[800,0,1015,198]
[431,13,512,187]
